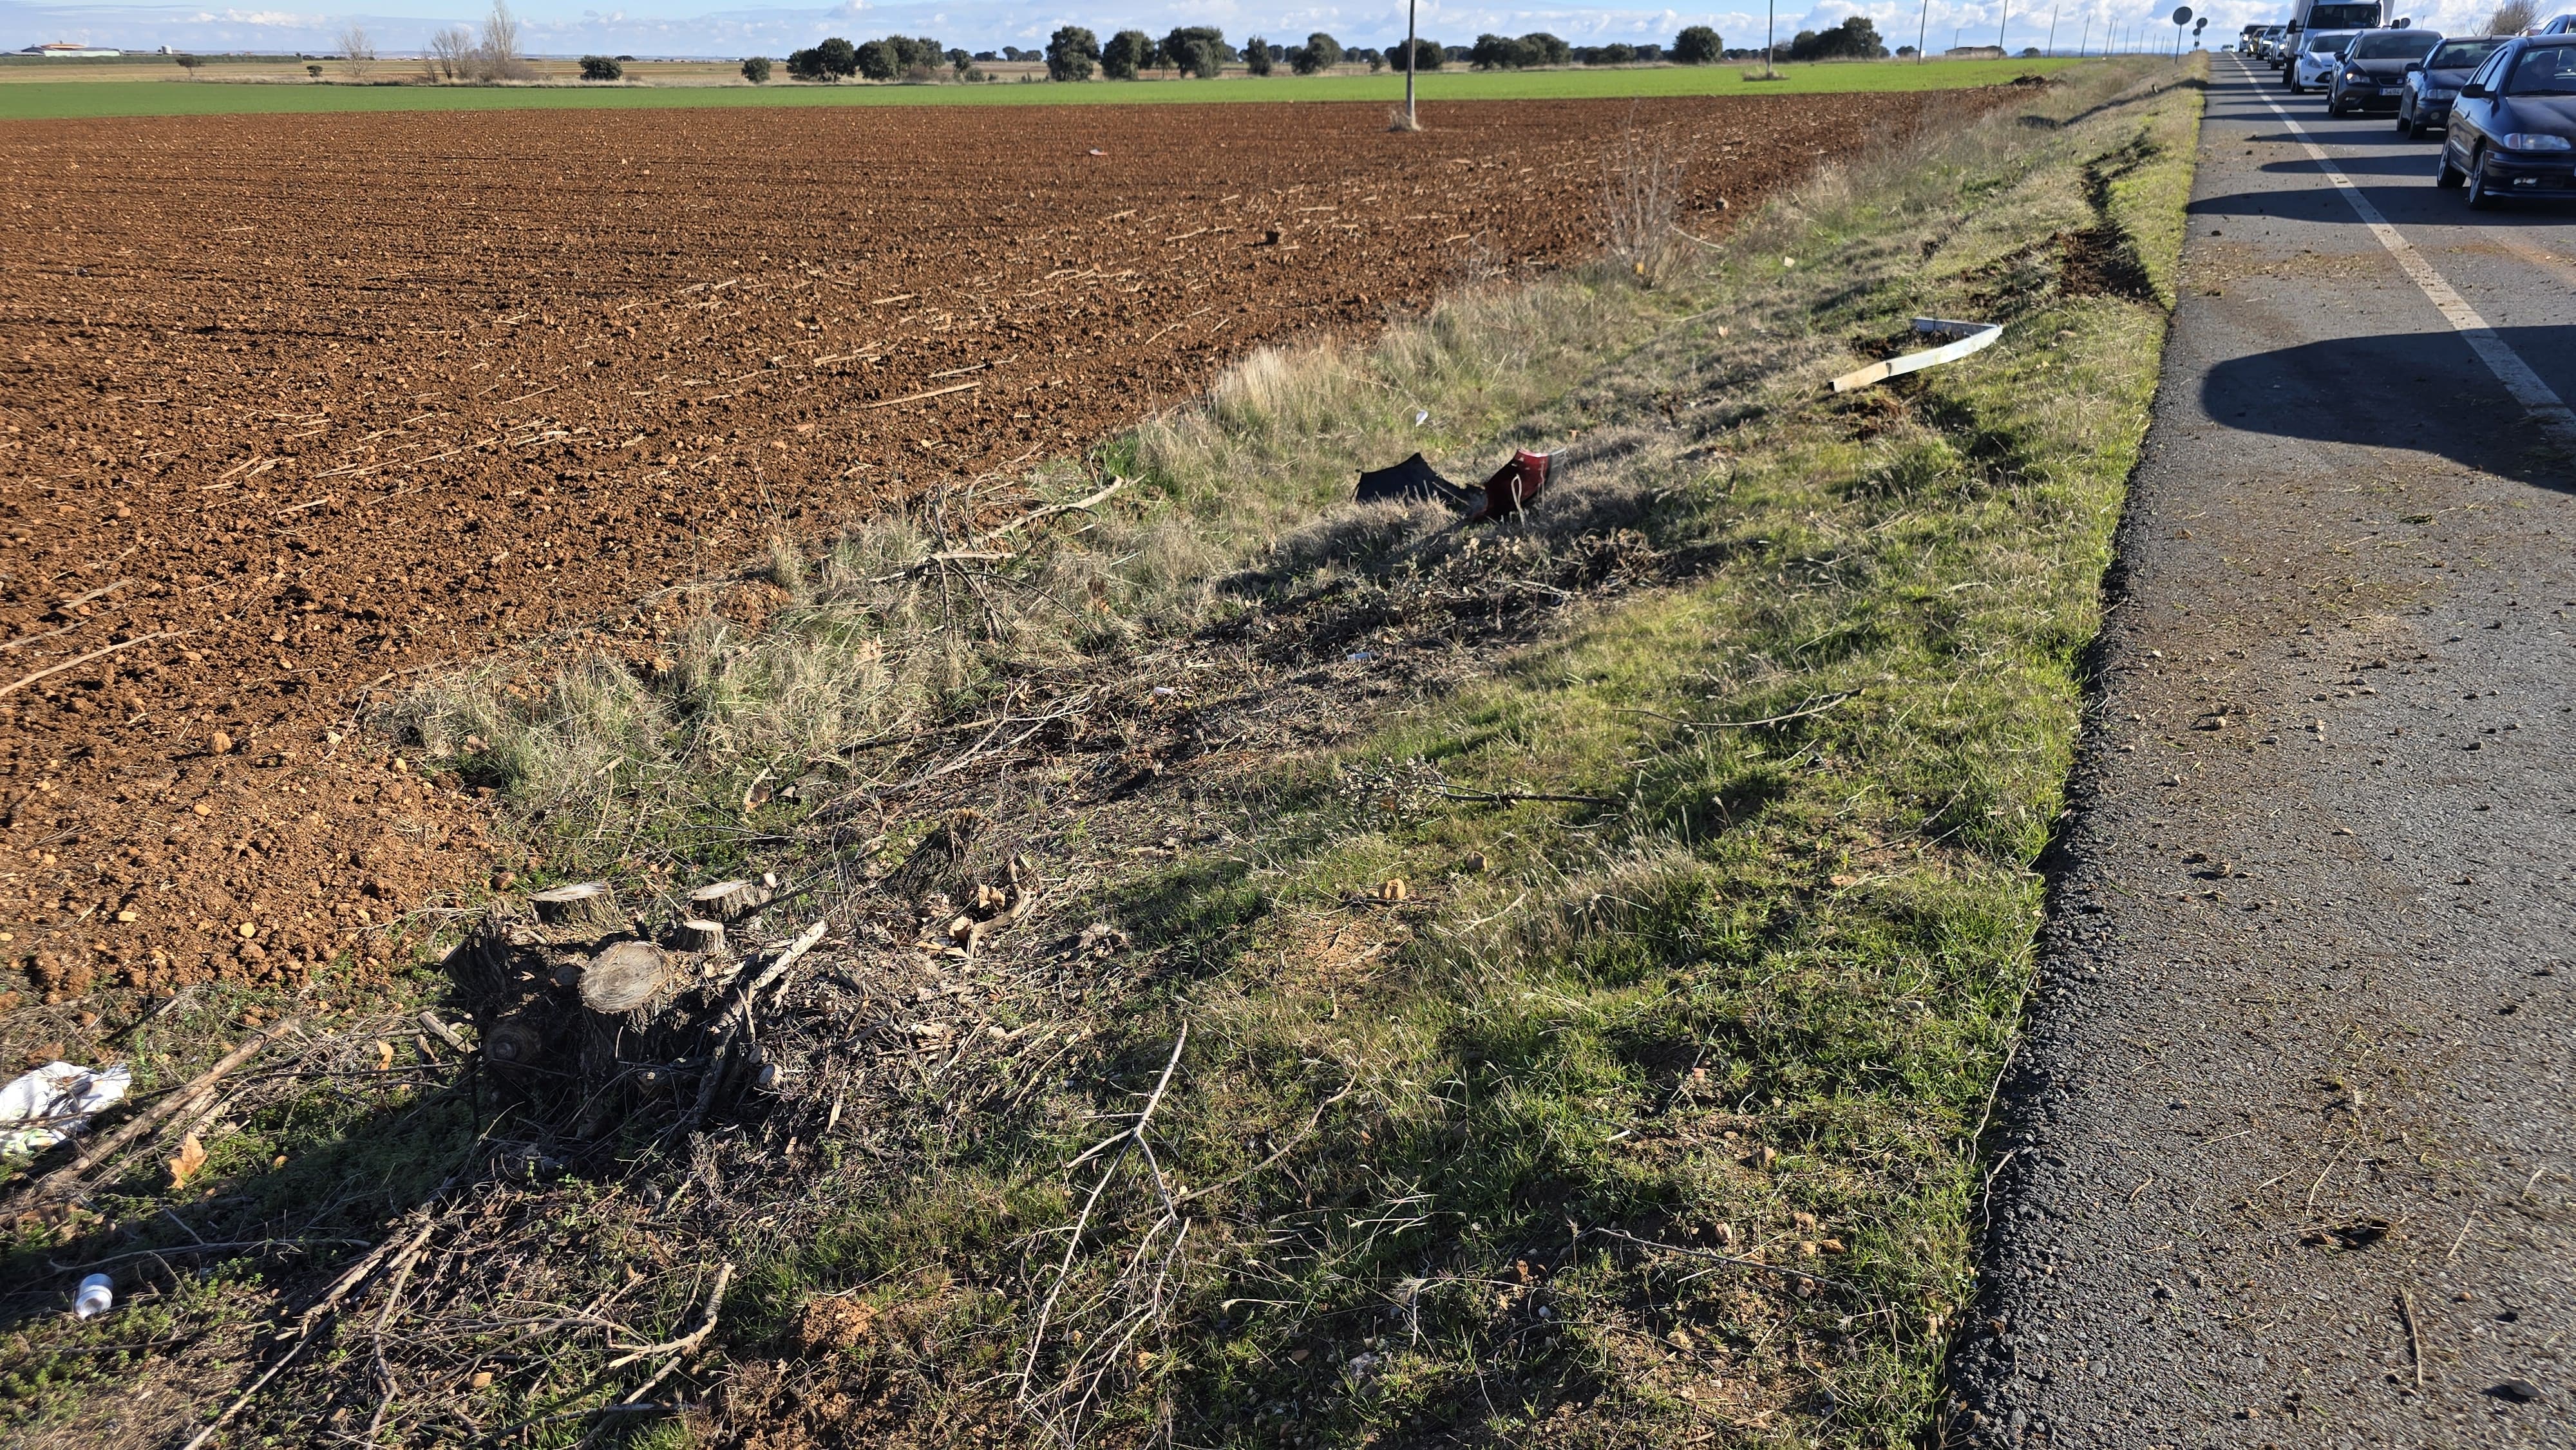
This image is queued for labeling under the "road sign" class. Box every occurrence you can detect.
[2172,5,2192,22]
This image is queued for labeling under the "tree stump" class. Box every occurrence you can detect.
[580,940,675,1016]
[689,879,772,923]
[883,809,985,902]
[531,881,627,939]
[673,919,727,955]
[482,1010,553,1071]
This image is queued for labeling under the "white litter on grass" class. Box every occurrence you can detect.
[1828,318,2004,394]
[0,1060,132,1156]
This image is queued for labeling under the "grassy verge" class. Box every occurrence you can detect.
[0,58,2084,120]
[730,59,2205,1447]
[0,57,2204,1449]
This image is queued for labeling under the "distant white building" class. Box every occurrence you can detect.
[17,42,126,57]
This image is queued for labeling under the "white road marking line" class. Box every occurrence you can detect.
[2242,64,2576,449]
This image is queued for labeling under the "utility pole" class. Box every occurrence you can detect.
[2078,3,2091,55]
[1999,0,2010,52]
[2045,0,2060,53]
[1403,0,1417,129]
[1765,0,1777,76]
[1917,0,1931,60]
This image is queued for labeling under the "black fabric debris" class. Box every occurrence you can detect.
[1354,452,1479,511]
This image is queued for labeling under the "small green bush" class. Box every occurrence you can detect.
[578,54,623,80]
[740,55,770,82]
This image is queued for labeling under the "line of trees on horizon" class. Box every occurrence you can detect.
[764,24,1748,84]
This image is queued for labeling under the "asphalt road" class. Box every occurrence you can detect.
[1946,55,2576,1447]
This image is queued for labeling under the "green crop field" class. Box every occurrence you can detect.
[0,57,2090,121]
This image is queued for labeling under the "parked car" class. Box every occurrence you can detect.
[2533,14,2576,33]
[2398,35,2508,136]
[2289,30,2361,92]
[2331,28,2443,113]
[2437,35,2576,206]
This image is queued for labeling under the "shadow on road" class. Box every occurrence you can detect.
[2204,327,2576,487]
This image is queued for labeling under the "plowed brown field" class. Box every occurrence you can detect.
[0,91,1990,1001]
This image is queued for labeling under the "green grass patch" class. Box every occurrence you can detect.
[0,59,2085,121]
[730,57,2204,1447]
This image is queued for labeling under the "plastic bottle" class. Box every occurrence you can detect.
[73,1274,112,1319]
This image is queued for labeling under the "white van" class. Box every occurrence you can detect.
[2282,0,2392,64]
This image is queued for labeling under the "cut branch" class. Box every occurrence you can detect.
[0,631,184,700]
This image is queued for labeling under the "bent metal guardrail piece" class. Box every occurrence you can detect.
[1828,318,2003,393]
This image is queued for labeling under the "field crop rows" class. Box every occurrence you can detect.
[0,91,1996,1001]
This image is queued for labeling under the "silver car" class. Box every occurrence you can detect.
[2291,29,2361,92]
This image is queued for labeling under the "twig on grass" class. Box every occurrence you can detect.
[1019,1026,1188,1438]
[1618,690,1858,731]
[978,478,1128,546]
[29,1017,296,1200]
[685,919,829,1129]
[603,1262,735,1370]
[178,1210,440,1450]
[1436,787,1620,807]
[1582,1223,1868,1297]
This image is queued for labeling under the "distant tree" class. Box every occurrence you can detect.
[1785,15,1886,59]
[887,35,943,68]
[1522,32,1570,64]
[741,55,771,81]
[1593,41,1637,64]
[855,38,898,79]
[173,51,202,77]
[1673,24,1722,62]
[2020,44,2041,54]
[1046,25,1099,80]
[1102,28,1155,77]
[787,37,856,80]
[307,62,323,76]
[1003,46,1039,62]
[1470,33,1519,68]
[426,26,471,78]
[1896,44,1918,55]
[1357,46,1384,71]
[1636,42,1663,59]
[337,23,374,78]
[1390,37,1444,70]
[1244,36,1274,74]
[1444,44,1472,62]
[579,54,623,79]
[1294,31,1343,72]
[1162,26,1227,75]
[947,46,970,71]
[2490,0,2537,32]
[471,0,531,81]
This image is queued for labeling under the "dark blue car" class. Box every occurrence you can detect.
[2438,36,2576,206]
[2398,35,2508,137]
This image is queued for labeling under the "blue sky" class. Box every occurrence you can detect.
[4,0,2499,61]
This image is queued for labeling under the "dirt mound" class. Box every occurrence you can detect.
[0,90,1993,999]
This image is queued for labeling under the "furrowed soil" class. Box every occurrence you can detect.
[0,91,1993,1004]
